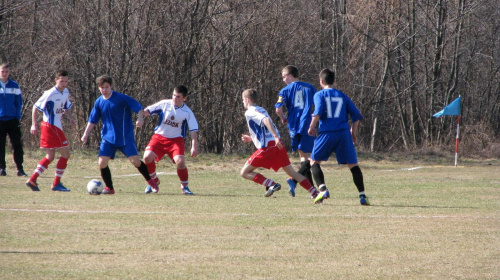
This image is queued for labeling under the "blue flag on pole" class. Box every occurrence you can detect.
[433,96,461,117]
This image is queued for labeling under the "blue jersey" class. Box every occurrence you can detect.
[275,81,316,137]
[312,88,363,133]
[0,79,22,121]
[88,91,143,146]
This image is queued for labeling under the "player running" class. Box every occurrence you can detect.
[275,65,317,197]
[142,85,199,195]
[240,89,326,202]
[308,68,370,205]
[26,70,76,192]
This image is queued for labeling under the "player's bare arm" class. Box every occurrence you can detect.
[308,115,320,136]
[30,106,38,135]
[190,131,198,157]
[135,109,144,128]
[275,107,288,124]
[241,134,252,143]
[81,122,96,142]
[351,120,359,145]
[262,117,283,149]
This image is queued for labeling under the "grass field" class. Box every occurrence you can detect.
[0,150,499,279]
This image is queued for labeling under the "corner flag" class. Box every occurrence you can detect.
[433,96,461,117]
[433,96,462,166]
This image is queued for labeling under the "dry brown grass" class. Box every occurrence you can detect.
[0,151,498,279]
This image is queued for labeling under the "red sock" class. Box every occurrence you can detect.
[252,173,275,187]
[30,157,51,182]
[177,167,189,187]
[53,157,69,186]
[146,161,157,178]
[299,178,318,196]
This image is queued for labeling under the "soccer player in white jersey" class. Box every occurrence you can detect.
[26,70,76,192]
[240,89,326,202]
[308,68,370,205]
[275,65,316,197]
[81,75,158,195]
[143,85,199,195]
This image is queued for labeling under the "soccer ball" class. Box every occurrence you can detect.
[87,179,104,195]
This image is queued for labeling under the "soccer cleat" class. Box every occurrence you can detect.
[25,179,40,191]
[360,195,370,206]
[144,185,152,194]
[314,189,330,204]
[17,170,27,177]
[182,185,194,195]
[0,168,6,176]
[264,183,281,197]
[52,183,70,192]
[102,187,115,195]
[286,178,296,197]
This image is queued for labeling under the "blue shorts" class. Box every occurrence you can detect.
[311,130,358,164]
[290,133,316,153]
[98,140,139,159]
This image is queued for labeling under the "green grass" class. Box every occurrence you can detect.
[0,151,499,279]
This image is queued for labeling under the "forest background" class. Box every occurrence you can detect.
[1,0,498,158]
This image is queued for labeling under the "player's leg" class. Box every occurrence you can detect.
[338,130,369,205]
[8,119,26,176]
[98,156,115,194]
[128,154,159,192]
[173,155,192,195]
[26,149,55,191]
[143,150,161,193]
[282,164,319,198]
[240,162,279,197]
[51,146,70,192]
[0,121,7,175]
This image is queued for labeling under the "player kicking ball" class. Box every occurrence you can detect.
[142,85,199,195]
[240,89,327,203]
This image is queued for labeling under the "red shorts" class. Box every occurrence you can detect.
[247,141,291,172]
[145,134,185,163]
[40,121,68,149]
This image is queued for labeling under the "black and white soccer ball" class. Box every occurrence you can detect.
[87,179,104,195]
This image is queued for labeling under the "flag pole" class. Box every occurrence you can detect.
[454,115,460,167]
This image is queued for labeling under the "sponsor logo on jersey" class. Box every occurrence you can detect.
[56,108,65,114]
[163,119,179,128]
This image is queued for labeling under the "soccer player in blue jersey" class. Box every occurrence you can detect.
[275,65,316,197]
[0,63,26,177]
[308,68,370,205]
[26,70,76,192]
[81,75,159,195]
[241,89,324,201]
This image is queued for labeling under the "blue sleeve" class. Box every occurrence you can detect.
[122,94,143,113]
[274,89,286,108]
[88,99,101,124]
[312,92,324,117]
[15,93,22,120]
[346,97,363,123]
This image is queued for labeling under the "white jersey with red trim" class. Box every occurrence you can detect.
[34,86,73,130]
[146,99,198,139]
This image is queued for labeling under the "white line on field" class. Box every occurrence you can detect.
[0,208,496,220]
[82,171,176,179]
[385,167,425,172]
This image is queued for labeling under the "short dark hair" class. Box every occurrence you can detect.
[55,69,68,79]
[319,68,335,85]
[242,89,258,103]
[96,75,113,87]
[0,63,10,69]
[174,85,188,97]
[282,65,299,78]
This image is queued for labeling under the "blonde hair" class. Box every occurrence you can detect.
[242,89,258,103]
